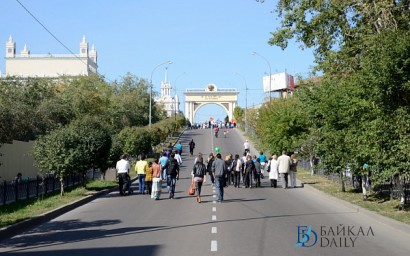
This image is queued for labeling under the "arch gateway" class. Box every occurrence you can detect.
[184,84,239,124]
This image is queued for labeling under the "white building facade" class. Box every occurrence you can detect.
[2,35,97,78]
[155,68,179,117]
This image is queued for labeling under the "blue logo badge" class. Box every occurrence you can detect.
[295,226,318,247]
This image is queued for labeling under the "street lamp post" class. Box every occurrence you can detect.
[149,60,172,127]
[173,72,186,122]
[235,72,248,133]
[252,51,272,103]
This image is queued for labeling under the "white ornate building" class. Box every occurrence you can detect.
[2,35,97,78]
[155,68,179,117]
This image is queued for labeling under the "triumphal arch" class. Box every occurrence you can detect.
[184,84,239,124]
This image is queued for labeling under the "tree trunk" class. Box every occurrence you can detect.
[60,177,65,196]
[340,172,346,192]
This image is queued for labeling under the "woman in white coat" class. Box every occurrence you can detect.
[268,154,279,188]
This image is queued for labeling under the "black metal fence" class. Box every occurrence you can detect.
[0,170,102,206]
[299,160,410,204]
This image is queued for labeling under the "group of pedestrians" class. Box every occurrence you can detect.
[116,149,181,200]
[116,137,299,202]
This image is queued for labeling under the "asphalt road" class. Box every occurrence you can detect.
[1,128,410,256]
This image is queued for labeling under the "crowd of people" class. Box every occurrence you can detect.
[115,137,299,203]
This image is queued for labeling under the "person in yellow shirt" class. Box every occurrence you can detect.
[145,162,153,195]
[135,154,148,195]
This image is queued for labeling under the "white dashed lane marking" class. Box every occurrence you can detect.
[212,207,216,212]
[211,240,218,252]
[212,215,217,221]
[212,227,217,233]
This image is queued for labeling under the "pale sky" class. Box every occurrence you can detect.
[0,0,316,123]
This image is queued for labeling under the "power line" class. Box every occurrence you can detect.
[14,0,112,82]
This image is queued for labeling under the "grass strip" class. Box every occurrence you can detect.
[0,180,117,228]
[297,169,410,225]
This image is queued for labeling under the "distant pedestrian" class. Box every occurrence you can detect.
[212,153,227,203]
[290,153,298,188]
[192,155,206,203]
[254,158,262,187]
[135,154,148,194]
[225,154,233,186]
[268,154,279,188]
[175,143,182,155]
[159,152,168,182]
[175,150,183,165]
[189,139,196,156]
[244,155,255,188]
[206,153,215,186]
[116,155,130,196]
[243,140,250,154]
[164,152,180,199]
[233,154,242,187]
[145,162,153,195]
[277,151,292,189]
[167,142,173,152]
[258,151,267,178]
[151,159,162,200]
[241,152,247,187]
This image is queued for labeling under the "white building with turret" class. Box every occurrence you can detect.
[2,35,97,78]
[155,68,180,117]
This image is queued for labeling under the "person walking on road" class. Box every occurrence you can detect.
[225,154,233,186]
[189,139,195,156]
[268,154,279,187]
[159,152,168,182]
[116,154,130,196]
[241,152,247,187]
[135,154,148,194]
[243,140,250,154]
[151,159,162,200]
[164,152,180,199]
[258,151,267,178]
[212,153,227,203]
[145,162,153,195]
[175,150,183,166]
[277,151,292,189]
[290,153,298,188]
[254,157,262,187]
[192,155,206,203]
[244,155,255,188]
[175,142,183,155]
[233,154,242,187]
[206,153,215,187]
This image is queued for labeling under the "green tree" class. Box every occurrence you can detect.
[33,126,82,196]
[268,0,410,74]
[69,116,112,186]
[233,106,244,124]
[256,97,308,155]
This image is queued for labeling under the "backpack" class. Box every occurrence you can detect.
[238,158,244,172]
[231,159,237,172]
[194,163,206,176]
[166,159,178,175]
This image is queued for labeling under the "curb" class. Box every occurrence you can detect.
[0,186,117,241]
[303,183,410,237]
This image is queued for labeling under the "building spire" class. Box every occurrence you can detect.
[164,67,168,83]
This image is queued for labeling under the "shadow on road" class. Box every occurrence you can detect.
[1,245,161,256]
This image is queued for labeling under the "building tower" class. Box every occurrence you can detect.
[161,67,172,97]
[89,44,97,64]
[5,35,16,58]
[79,35,88,57]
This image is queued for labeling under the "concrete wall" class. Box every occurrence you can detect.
[0,140,38,181]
